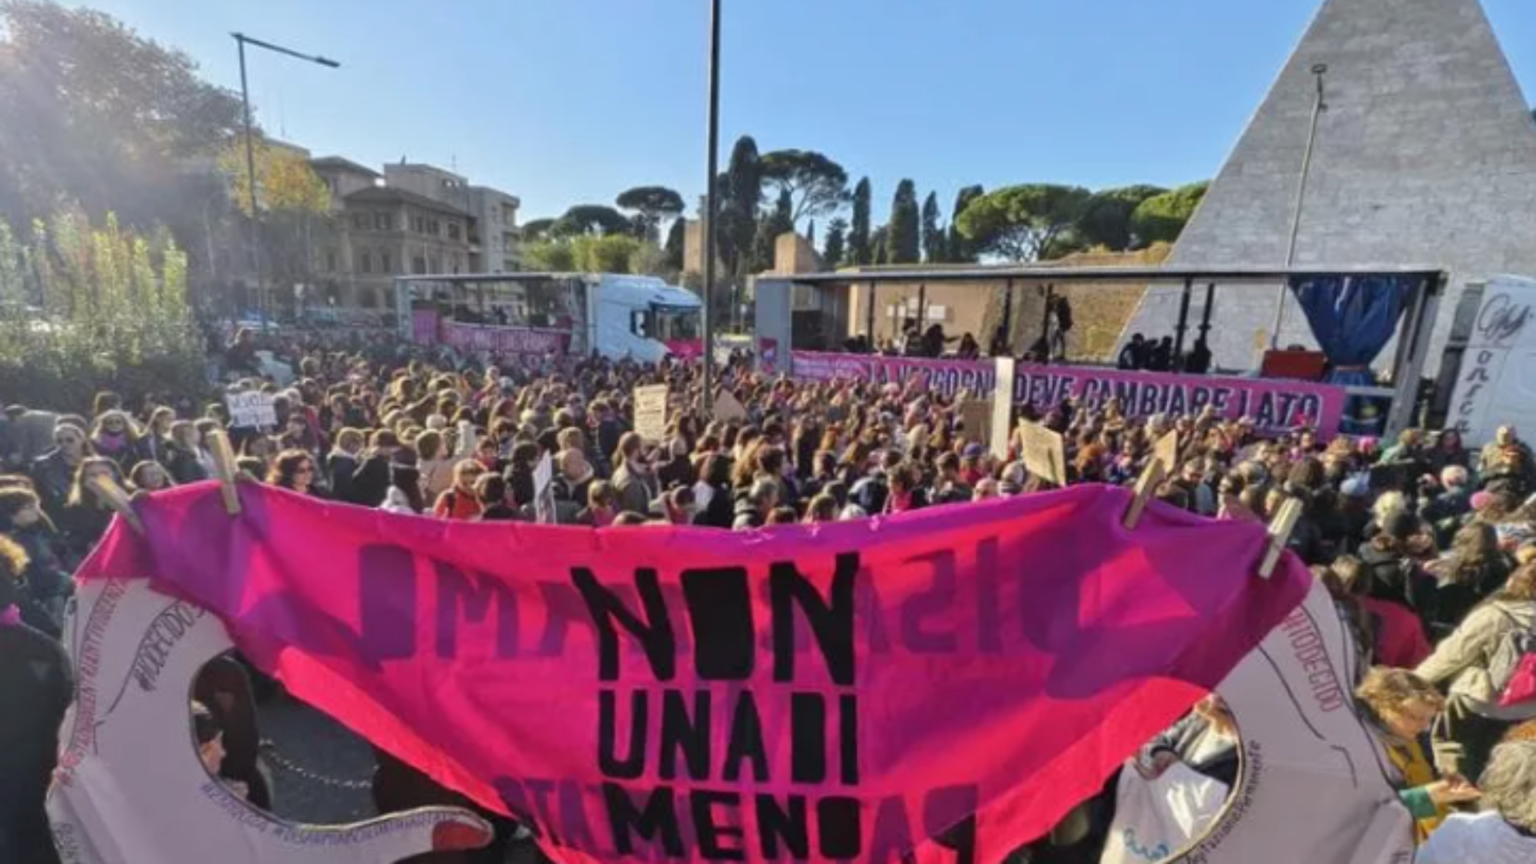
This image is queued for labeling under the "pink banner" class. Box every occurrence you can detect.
[442,322,570,355]
[665,339,705,361]
[412,310,439,345]
[78,483,1307,864]
[791,351,1347,435]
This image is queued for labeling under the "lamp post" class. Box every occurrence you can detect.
[232,33,339,324]
[700,0,721,416]
[1270,62,1328,350]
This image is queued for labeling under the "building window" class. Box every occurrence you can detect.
[352,213,369,230]
[359,251,373,274]
[412,256,427,275]
[428,254,441,273]
[325,249,337,272]
[448,222,461,241]
[380,252,392,273]
[427,218,440,236]
[374,212,393,231]
[411,215,424,234]
[452,254,462,274]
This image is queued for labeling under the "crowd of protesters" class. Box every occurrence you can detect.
[4,328,1536,862]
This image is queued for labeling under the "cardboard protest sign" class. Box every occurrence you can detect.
[959,400,992,448]
[48,579,491,864]
[1018,421,1066,487]
[75,483,1308,864]
[1154,429,1181,477]
[224,391,276,428]
[633,384,669,443]
[712,388,748,422]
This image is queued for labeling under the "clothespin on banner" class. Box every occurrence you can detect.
[1259,498,1304,579]
[207,430,242,515]
[90,475,143,535]
[1121,459,1166,530]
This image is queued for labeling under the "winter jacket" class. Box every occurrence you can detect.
[29,450,76,517]
[611,463,658,516]
[163,442,208,485]
[732,498,766,531]
[327,452,359,503]
[1416,599,1535,704]
[0,619,73,864]
[348,453,392,507]
[1137,713,1239,788]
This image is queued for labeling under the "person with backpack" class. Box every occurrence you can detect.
[1417,562,1536,780]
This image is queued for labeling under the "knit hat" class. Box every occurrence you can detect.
[1470,490,1495,511]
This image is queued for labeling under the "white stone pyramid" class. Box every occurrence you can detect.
[1121,0,1536,372]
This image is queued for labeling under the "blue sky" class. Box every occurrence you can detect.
[80,0,1536,226]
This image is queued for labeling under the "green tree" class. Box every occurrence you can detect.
[870,225,888,266]
[947,185,985,263]
[615,185,684,243]
[847,177,872,265]
[0,2,243,228]
[573,234,641,273]
[719,135,764,280]
[753,187,794,272]
[921,191,944,263]
[956,184,1091,262]
[885,180,920,264]
[524,240,576,271]
[1129,181,1210,245]
[806,219,816,247]
[822,217,846,268]
[760,149,849,225]
[663,217,686,271]
[553,204,631,237]
[520,218,556,242]
[1075,185,1166,250]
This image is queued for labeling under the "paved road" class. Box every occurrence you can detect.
[258,694,377,824]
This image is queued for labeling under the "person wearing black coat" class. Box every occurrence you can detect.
[0,546,73,864]
[692,454,734,529]
[347,431,399,507]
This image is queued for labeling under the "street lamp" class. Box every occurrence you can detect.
[700,0,721,416]
[232,32,340,324]
[1270,62,1328,350]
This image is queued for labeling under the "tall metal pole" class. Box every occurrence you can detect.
[1271,63,1328,350]
[700,0,721,414]
[237,38,263,323]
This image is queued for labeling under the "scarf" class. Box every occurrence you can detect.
[1,604,20,627]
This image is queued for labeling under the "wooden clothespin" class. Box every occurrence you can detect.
[90,475,143,535]
[207,430,242,515]
[1122,459,1166,530]
[1258,498,1304,579]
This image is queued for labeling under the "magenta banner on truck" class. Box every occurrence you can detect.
[790,351,1346,435]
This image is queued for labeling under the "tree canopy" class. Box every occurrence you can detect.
[921,191,944,263]
[956,184,1091,262]
[1129,182,1209,245]
[886,180,921,264]
[1076,185,1166,251]
[947,185,985,263]
[847,177,872,266]
[718,135,764,280]
[553,204,632,237]
[760,149,849,225]
[0,1,244,229]
[822,217,847,268]
[615,185,683,243]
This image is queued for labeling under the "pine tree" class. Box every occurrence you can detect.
[806,219,816,247]
[921,191,944,263]
[886,179,920,264]
[822,217,847,268]
[870,225,888,266]
[848,177,872,265]
[947,184,985,263]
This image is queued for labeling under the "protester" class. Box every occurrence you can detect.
[1354,667,1481,844]
[0,536,73,864]
[267,450,319,495]
[434,459,485,520]
[56,456,124,565]
[1416,741,1536,862]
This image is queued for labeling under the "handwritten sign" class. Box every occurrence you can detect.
[633,385,669,444]
[224,392,276,429]
[1018,421,1066,487]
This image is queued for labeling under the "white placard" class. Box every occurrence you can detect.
[224,392,276,429]
[633,384,669,443]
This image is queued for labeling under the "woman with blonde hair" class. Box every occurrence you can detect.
[1355,667,1481,844]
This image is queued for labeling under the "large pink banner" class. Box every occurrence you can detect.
[791,351,1347,435]
[442,322,570,355]
[78,483,1307,864]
